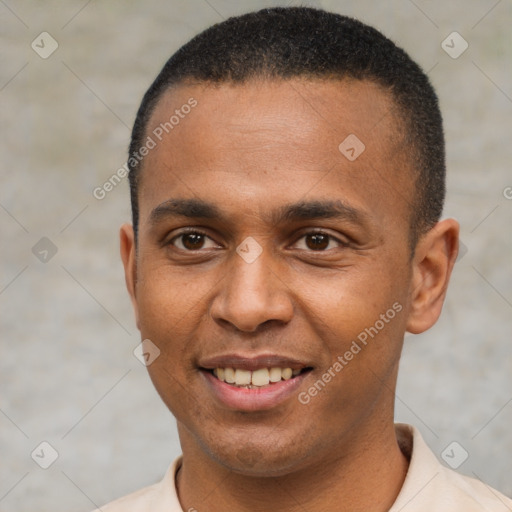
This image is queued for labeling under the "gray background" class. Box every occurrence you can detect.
[1,0,511,510]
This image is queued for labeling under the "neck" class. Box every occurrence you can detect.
[176,420,409,512]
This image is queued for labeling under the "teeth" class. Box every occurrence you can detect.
[224,367,236,383]
[251,368,269,386]
[269,367,282,382]
[282,368,293,380]
[235,369,251,386]
[213,367,302,387]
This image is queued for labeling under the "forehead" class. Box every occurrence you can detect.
[147,77,402,152]
[138,78,413,231]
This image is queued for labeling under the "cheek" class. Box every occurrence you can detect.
[135,260,213,333]
[300,259,407,338]
[134,265,204,380]
[135,270,202,421]
[295,258,409,398]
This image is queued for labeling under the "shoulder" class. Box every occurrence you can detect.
[392,424,512,511]
[90,457,183,512]
[90,483,160,512]
[437,463,512,510]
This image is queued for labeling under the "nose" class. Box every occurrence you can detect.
[209,247,294,333]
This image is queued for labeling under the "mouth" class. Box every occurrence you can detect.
[205,366,312,389]
[198,355,313,411]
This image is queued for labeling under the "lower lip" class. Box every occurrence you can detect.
[201,370,308,411]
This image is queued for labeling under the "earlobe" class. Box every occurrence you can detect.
[120,223,140,330]
[406,218,459,334]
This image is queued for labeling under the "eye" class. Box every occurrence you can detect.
[293,231,346,251]
[170,231,220,251]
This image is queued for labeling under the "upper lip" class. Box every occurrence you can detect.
[198,353,312,371]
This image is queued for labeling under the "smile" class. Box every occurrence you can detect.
[198,354,313,410]
[211,367,304,388]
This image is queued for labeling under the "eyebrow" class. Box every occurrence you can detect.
[273,199,367,226]
[148,198,369,228]
[149,198,224,225]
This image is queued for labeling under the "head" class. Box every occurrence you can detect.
[121,7,458,476]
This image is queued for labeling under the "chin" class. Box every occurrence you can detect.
[200,428,312,477]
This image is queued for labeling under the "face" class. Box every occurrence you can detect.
[121,78,455,476]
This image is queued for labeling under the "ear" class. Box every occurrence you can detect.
[406,218,459,334]
[120,223,140,330]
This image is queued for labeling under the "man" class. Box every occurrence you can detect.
[99,6,511,511]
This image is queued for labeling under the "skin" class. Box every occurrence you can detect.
[120,78,459,511]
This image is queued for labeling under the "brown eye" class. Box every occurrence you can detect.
[293,231,346,252]
[305,233,330,250]
[170,231,219,251]
[181,233,205,250]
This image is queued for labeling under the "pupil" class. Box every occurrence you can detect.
[306,233,328,250]
[183,233,204,250]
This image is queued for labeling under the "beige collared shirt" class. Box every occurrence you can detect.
[94,424,512,511]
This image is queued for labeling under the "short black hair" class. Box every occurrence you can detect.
[128,6,445,245]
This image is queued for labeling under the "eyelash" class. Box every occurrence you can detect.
[169,229,219,251]
[168,229,348,252]
[294,230,348,251]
